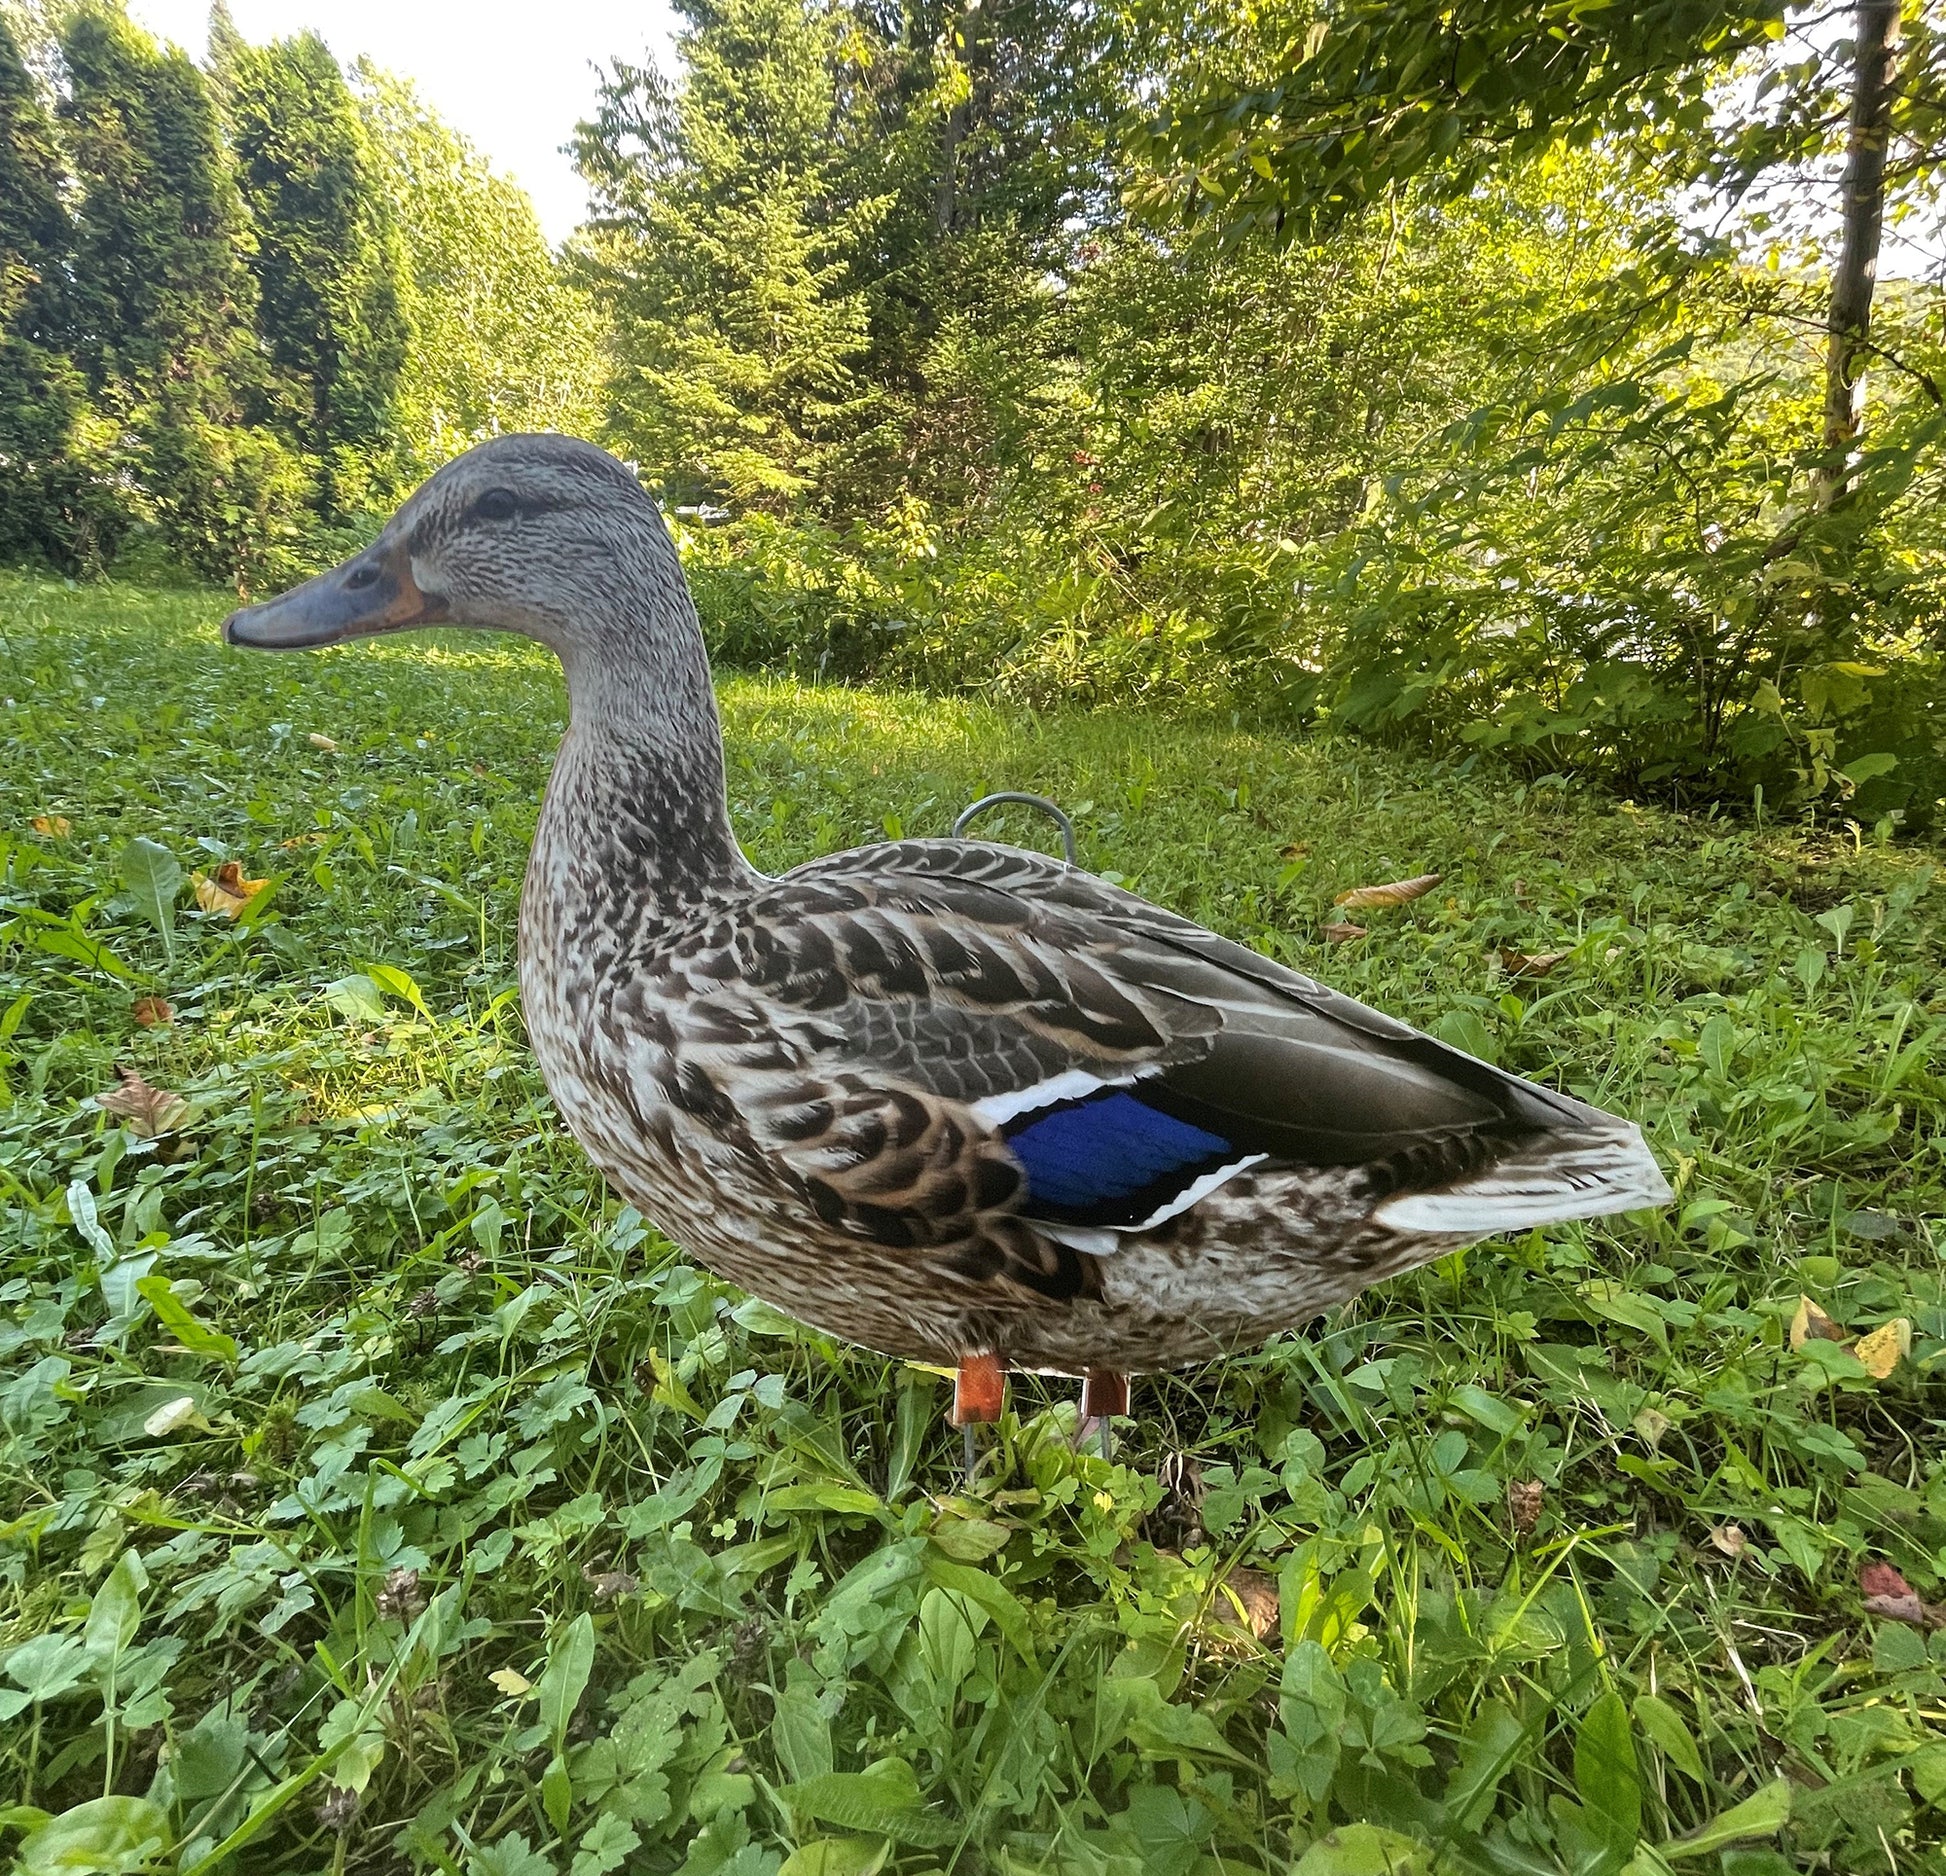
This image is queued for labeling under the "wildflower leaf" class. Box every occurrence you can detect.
[95,1066,191,1138]
[1334,870,1441,909]
[118,837,183,948]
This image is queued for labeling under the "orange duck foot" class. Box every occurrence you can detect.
[951,1351,1006,1427]
[1079,1368,1128,1458]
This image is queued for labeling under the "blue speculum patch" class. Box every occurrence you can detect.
[1004,1088,1237,1221]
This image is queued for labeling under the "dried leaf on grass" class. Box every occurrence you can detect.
[96,1066,191,1138]
[1335,871,1442,909]
[192,861,268,918]
[131,996,175,1027]
[1496,948,1570,977]
[307,732,339,752]
[1507,1478,1544,1536]
[1854,1317,1912,1379]
[31,814,72,838]
[1860,1559,1946,1628]
[1789,1296,1847,1349]
[1709,1522,1747,1558]
[1789,1295,1910,1378]
[1322,922,1368,944]
[1214,1566,1279,1640]
[487,1667,533,1699]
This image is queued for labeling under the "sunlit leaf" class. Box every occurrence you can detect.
[1334,870,1441,909]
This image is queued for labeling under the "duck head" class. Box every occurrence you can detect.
[223,434,685,666]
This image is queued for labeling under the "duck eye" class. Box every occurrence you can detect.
[473,488,518,523]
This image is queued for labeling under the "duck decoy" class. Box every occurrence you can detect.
[225,436,1671,1462]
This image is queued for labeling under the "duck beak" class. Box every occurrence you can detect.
[223,539,446,650]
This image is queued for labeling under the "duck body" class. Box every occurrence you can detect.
[517,669,1666,1376]
[226,433,1671,1392]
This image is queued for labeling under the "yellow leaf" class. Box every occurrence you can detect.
[1854,1317,1911,1380]
[1496,948,1570,977]
[192,861,268,918]
[144,1395,213,1437]
[488,1667,533,1698]
[31,814,72,838]
[1789,1295,1844,1351]
[1335,871,1442,909]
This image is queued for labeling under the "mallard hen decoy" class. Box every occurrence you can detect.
[225,436,1671,1445]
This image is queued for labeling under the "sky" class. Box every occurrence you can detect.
[128,0,679,243]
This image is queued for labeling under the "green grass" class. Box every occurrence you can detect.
[2,565,1945,1876]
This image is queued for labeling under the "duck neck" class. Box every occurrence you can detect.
[535,615,751,929]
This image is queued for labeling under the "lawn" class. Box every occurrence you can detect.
[2,567,1945,1876]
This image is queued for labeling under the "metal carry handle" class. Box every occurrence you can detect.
[951,791,1078,867]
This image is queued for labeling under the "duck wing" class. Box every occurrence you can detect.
[681,837,1663,1302]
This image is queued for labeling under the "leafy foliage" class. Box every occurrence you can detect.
[3,573,1945,1869]
[223,31,412,513]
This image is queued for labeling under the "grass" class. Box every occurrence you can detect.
[1,564,1944,1876]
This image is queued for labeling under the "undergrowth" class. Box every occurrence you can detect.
[2,569,1945,1874]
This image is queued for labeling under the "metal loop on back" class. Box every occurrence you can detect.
[951,791,1079,867]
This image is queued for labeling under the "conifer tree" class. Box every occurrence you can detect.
[575,0,873,507]
[59,2,301,583]
[0,9,112,565]
[225,30,410,512]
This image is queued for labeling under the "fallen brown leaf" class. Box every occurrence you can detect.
[1496,948,1570,978]
[192,861,268,918]
[1709,1522,1747,1558]
[307,732,339,752]
[582,1563,641,1602]
[1854,1317,1912,1380]
[96,1066,191,1138]
[1860,1559,1946,1627]
[131,996,175,1028]
[1322,922,1368,944]
[1335,871,1442,910]
[1215,1566,1279,1640]
[1278,841,1310,860]
[31,814,72,838]
[1508,1478,1544,1536]
[1789,1295,1846,1351]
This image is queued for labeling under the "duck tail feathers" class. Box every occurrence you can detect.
[1373,1122,1671,1236]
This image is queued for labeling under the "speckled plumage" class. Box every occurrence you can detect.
[228,434,1673,1379]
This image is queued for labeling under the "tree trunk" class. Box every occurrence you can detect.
[1817,0,1902,507]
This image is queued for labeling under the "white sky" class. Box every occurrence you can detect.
[128,0,680,243]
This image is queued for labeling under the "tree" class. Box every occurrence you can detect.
[574,0,875,507]
[58,1,302,584]
[0,8,114,566]
[225,30,410,513]
[357,67,604,458]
